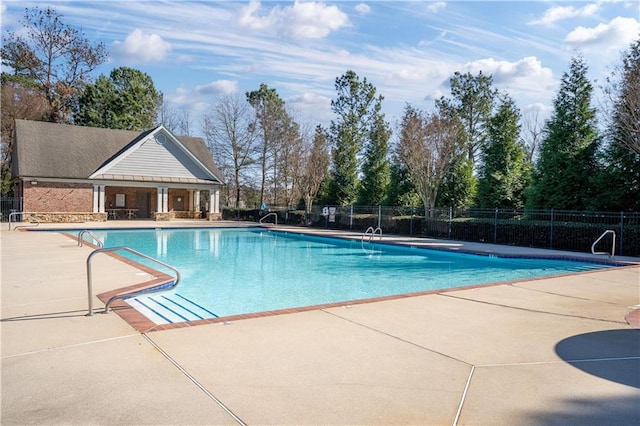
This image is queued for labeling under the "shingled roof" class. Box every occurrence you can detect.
[12,119,223,183]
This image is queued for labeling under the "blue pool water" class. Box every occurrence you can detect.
[85,227,613,324]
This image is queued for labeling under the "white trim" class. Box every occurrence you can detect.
[25,176,219,191]
[88,126,224,184]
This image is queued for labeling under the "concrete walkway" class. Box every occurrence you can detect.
[1,221,639,425]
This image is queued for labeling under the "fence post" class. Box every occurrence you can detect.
[410,207,414,236]
[494,208,498,243]
[378,205,381,229]
[448,206,453,239]
[550,209,554,249]
[619,211,624,256]
[350,205,353,230]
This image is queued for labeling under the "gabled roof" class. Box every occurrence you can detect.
[13,120,224,185]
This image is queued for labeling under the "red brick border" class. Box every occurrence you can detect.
[63,230,640,333]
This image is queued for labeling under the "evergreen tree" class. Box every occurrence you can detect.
[437,71,497,167]
[358,113,391,205]
[594,143,640,211]
[75,67,161,130]
[435,157,475,209]
[328,70,383,205]
[527,56,600,210]
[386,163,420,207]
[246,84,289,207]
[476,95,530,208]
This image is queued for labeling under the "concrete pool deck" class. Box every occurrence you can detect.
[1,220,639,425]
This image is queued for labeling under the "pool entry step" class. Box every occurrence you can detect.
[126,293,218,324]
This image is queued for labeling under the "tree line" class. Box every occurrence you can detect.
[2,7,639,214]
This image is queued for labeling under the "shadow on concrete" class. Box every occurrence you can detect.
[524,395,640,425]
[0,309,89,322]
[555,329,640,388]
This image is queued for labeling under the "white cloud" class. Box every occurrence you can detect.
[112,29,171,63]
[282,2,350,38]
[237,1,350,39]
[465,56,553,84]
[355,3,370,15]
[287,92,333,123]
[427,2,447,14]
[195,80,239,95]
[565,16,640,47]
[237,0,275,31]
[176,54,194,64]
[530,4,599,25]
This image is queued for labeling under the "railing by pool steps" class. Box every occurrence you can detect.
[361,226,382,252]
[361,226,382,243]
[591,230,616,257]
[77,230,103,248]
[86,246,180,316]
[7,211,40,231]
[259,212,278,226]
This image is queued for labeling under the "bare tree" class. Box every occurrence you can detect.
[520,109,544,163]
[396,104,463,217]
[603,38,640,155]
[159,101,193,136]
[202,94,258,208]
[299,125,330,216]
[1,6,108,122]
[273,107,310,207]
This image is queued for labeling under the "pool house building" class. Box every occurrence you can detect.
[11,119,225,222]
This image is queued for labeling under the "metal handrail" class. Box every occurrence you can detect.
[591,230,616,257]
[259,212,278,226]
[361,226,382,243]
[361,227,383,253]
[8,211,40,230]
[77,230,103,248]
[86,246,180,316]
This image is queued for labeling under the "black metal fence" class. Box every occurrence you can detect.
[0,197,22,222]
[224,205,640,257]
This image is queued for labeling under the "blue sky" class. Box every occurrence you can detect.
[2,1,639,136]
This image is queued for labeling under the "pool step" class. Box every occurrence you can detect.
[126,293,218,325]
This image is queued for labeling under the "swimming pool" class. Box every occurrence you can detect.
[82,227,617,325]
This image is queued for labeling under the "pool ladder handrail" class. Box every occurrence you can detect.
[591,230,616,257]
[77,230,103,248]
[86,246,181,316]
[362,226,382,243]
[8,211,40,231]
[259,212,278,226]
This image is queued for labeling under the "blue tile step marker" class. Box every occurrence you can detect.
[126,293,218,325]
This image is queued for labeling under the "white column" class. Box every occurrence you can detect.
[162,187,169,213]
[93,185,99,212]
[156,187,169,213]
[157,187,164,213]
[98,185,105,213]
[209,188,219,214]
[194,190,200,212]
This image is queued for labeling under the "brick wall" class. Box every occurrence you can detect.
[23,182,93,212]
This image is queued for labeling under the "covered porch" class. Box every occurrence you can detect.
[94,183,221,221]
